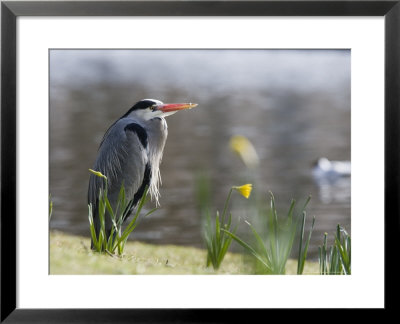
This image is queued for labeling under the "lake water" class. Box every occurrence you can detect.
[49,49,351,260]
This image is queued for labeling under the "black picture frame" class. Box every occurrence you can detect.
[1,0,399,321]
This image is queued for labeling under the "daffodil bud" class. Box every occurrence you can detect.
[88,169,107,180]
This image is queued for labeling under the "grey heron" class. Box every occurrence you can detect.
[88,99,198,247]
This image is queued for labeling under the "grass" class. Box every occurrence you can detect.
[50,173,346,275]
[49,230,320,275]
[203,184,253,270]
[204,209,236,270]
[223,192,314,274]
[196,169,322,274]
[204,186,239,270]
[319,224,351,275]
[49,194,53,220]
[297,211,316,274]
[88,169,156,255]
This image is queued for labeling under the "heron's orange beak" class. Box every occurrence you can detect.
[157,103,198,113]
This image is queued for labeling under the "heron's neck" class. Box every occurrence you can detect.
[146,117,168,205]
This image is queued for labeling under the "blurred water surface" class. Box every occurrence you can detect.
[50,50,350,259]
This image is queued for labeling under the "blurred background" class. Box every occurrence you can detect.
[49,49,350,260]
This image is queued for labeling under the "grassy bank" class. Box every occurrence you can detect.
[50,231,319,275]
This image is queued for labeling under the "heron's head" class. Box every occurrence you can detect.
[122,99,198,121]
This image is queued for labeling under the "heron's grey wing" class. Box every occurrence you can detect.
[88,119,149,221]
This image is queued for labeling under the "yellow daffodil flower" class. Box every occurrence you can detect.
[233,184,253,199]
[229,135,259,169]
